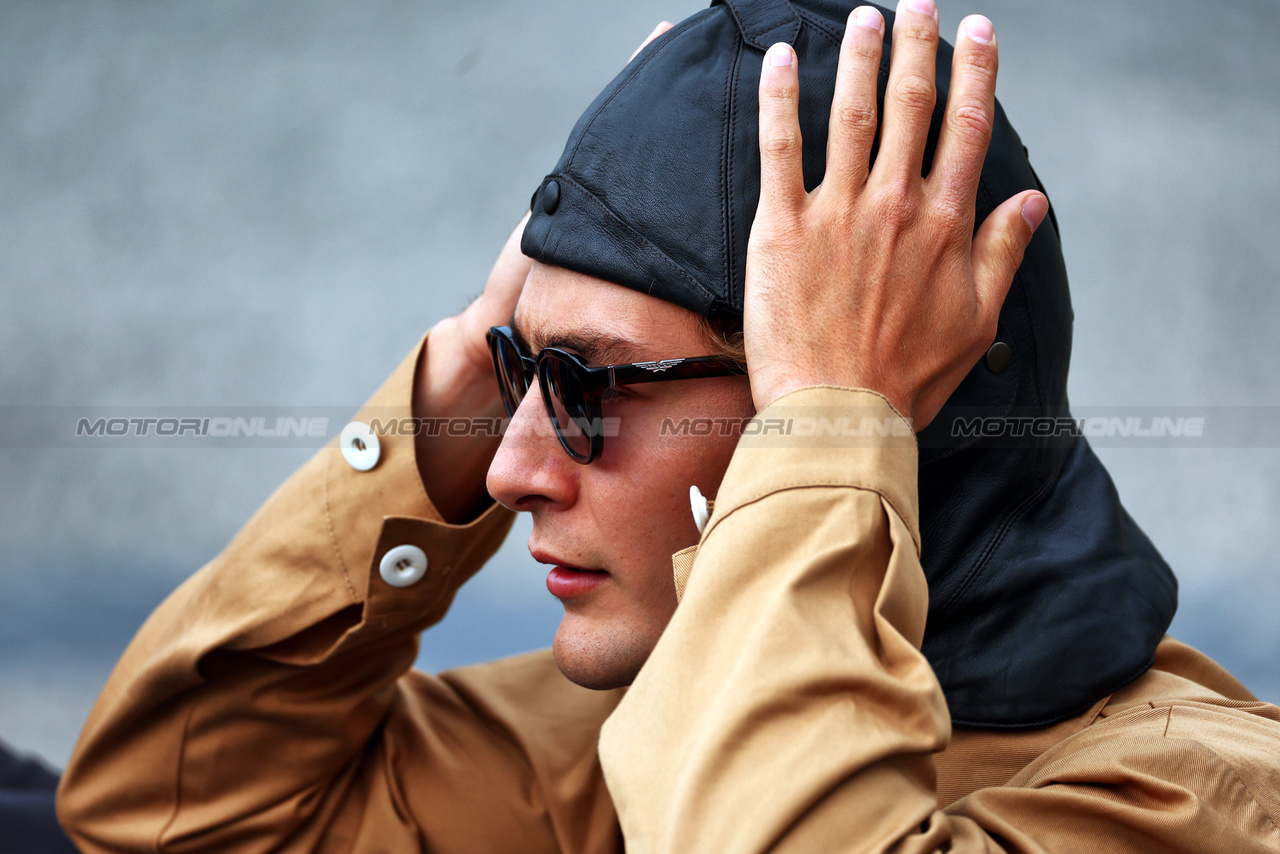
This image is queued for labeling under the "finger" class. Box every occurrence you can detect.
[630,21,674,62]
[875,0,940,183]
[927,15,999,225]
[971,190,1047,315]
[757,43,807,213]
[823,6,886,194]
[460,210,534,361]
[482,210,533,312]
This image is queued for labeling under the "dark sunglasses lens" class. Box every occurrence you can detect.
[490,334,528,417]
[542,357,593,461]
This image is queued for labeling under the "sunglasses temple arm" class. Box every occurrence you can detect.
[609,359,742,385]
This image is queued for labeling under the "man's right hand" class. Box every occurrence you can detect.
[418,210,533,422]
[413,22,676,523]
[413,211,533,523]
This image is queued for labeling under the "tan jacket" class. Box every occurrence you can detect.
[58,339,1280,853]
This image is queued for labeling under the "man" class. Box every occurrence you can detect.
[59,1,1280,852]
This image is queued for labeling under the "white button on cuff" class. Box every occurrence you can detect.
[379,544,428,588]
[341,421,381,471]
[690,485,712,534]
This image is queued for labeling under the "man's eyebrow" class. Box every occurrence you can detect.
[508,313,533,358]
[509,313,643,365]
[543,331,641,365]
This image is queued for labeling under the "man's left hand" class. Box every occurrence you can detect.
[743,1,1048,429]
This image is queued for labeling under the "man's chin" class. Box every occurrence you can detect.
[551,613,653,691]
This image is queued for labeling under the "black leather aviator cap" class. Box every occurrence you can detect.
[522,0,1178,728]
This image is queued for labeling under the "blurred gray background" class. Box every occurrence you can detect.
[2,0,1278,769]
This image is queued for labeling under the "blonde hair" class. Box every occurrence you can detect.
[698,313,747,369]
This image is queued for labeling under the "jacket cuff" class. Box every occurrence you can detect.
[708,385,920,556]
[223,334,514,662]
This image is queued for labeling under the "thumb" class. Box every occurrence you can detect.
[972,190,1047,312]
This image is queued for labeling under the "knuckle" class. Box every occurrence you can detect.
[845,37,883,63]
[889,73,936,114]
[958,42,999,76]
[871,176,919,224]
[931,193,970,233]
[833,99,879,135]
[751,221,806,258]
[762,127,802,158]
[998,217,1027,254]
[761,79,799,108]
[896,20,938,48]
[769,226,807,253]
[946,102,994,141]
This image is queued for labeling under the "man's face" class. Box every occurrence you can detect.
[486,261,754,690]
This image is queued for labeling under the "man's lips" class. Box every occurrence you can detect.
[531,549,609,600]
[545,566,609,599]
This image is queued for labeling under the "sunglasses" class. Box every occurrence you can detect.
[486,325,745,464]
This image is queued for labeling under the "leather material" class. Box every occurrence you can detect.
[718,0,801,51]
[521,0,1178,727]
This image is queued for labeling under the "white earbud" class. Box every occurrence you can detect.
[689,485,713,534]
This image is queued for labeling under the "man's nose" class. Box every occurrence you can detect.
[486,377,578,512]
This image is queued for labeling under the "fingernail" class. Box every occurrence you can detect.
[1022,193,1049,232]
[852,6,883,31]
[965,15,994,45]
[906,0,936,17]
[766,42,794,67]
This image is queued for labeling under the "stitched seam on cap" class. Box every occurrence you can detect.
[554,174,716,301]
[565,15,709,172]
[721,40,740,307]
[737,3,799,39]
[741,13,795,37]
[744,21,795,40]
[720,0,747,37]
[796,8,841,47]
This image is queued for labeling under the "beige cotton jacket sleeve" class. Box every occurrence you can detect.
[60,343,1280,853]
[599,386,1280,854]
[57,336,625,854]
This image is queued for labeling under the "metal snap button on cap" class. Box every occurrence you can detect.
[985,341,1013,374]
[379,544,428,588]
[340,421,381,471]
[543,180,560,215]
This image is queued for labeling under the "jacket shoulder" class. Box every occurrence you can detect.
[1000,637,1280,847]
